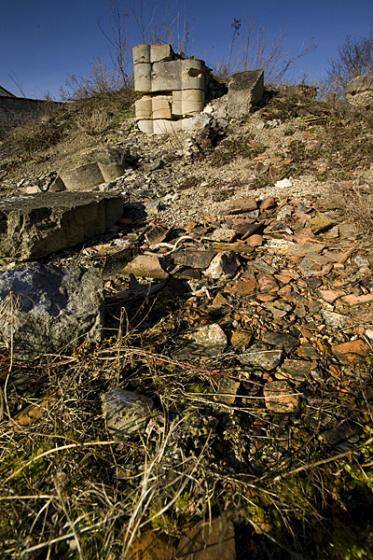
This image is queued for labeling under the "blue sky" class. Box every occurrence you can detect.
[0,0,372,99]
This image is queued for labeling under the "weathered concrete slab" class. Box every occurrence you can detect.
[227,69,264,117]
[0,263,103,358]
[0,192,123,261]
[59,147,128,191]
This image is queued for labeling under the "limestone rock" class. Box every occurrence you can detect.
[0,192,123,261]
[275,359,316,383]
[191,323,228,351]
[238,343,282,371]
[214,377,240,405]
[102,389,154,437]
[123,254,168,279]
[264,381,299,413]
[332,339,369,363]
[173,250,216,270]
[223,197,258,215]
[204,253,238,279]
[261,332,299,353]
[0,263,103,358]
[321,309,349,329]
[275,178,293,189]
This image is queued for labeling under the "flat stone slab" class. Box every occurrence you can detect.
[0,192,123,261]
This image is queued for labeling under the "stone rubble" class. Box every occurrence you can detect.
[0,74,372,559]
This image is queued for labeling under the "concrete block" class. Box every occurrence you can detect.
[0,192,123,261]
[181,117,195,131]
[153,119,182,135]
[227,69,264,117]
[60,162,104,191]
[150,43,174,63]
[152,95,172,119]
[98,162,125,182]
[96,148,127,181]
[132,44,150,64]
[137,120,154,134]
[172,90,183,116]
[172,90,205,117]
[181,59,205,90]
[135,95,152,120]
[151,60,182,92]
[182,89,205,115]
[134,63,152,93]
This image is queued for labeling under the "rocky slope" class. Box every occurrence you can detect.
[0,86,372,559]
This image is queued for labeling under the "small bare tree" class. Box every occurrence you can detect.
[219,18,316,85]
[326,33,373,97]
[98,0,131,88]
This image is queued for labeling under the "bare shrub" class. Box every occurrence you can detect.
[217,19,316,85]
[60,62,125,101]
[7,108,67,157]
[326,33,373,97]
[76,108,112,136]
[342,185,373,235]
[129,0,190,53]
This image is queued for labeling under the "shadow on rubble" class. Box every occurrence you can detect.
[234,481,372,559]
[105,275,192,336]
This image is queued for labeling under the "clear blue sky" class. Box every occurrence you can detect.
[1,0,372,99]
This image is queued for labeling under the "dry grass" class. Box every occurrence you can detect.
[342,185,373,236]
[0,88,136,167]
[76,108,112,136]
[0,287,372,558]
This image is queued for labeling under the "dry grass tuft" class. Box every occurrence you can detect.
[0,288,372,559]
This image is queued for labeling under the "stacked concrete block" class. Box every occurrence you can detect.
[133,43,209,134]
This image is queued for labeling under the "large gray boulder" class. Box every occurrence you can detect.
[0,263,103,358]
[0,192,123,261]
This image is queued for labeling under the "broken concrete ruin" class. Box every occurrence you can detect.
[346,74,373,108]
[59,147,130,191]
[133,43,265,134]
[0,192,123,261]
[227,70,264,118]
[133,43,215,134]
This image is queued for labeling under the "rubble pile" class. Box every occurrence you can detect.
[0,66,371,559]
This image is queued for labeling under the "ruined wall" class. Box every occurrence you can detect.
[133,44,212,134]
[0,97,56,137]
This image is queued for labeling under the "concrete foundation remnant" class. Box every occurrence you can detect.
[227,70,264,118]
[0,192,123,261]
[133,43,213,134]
